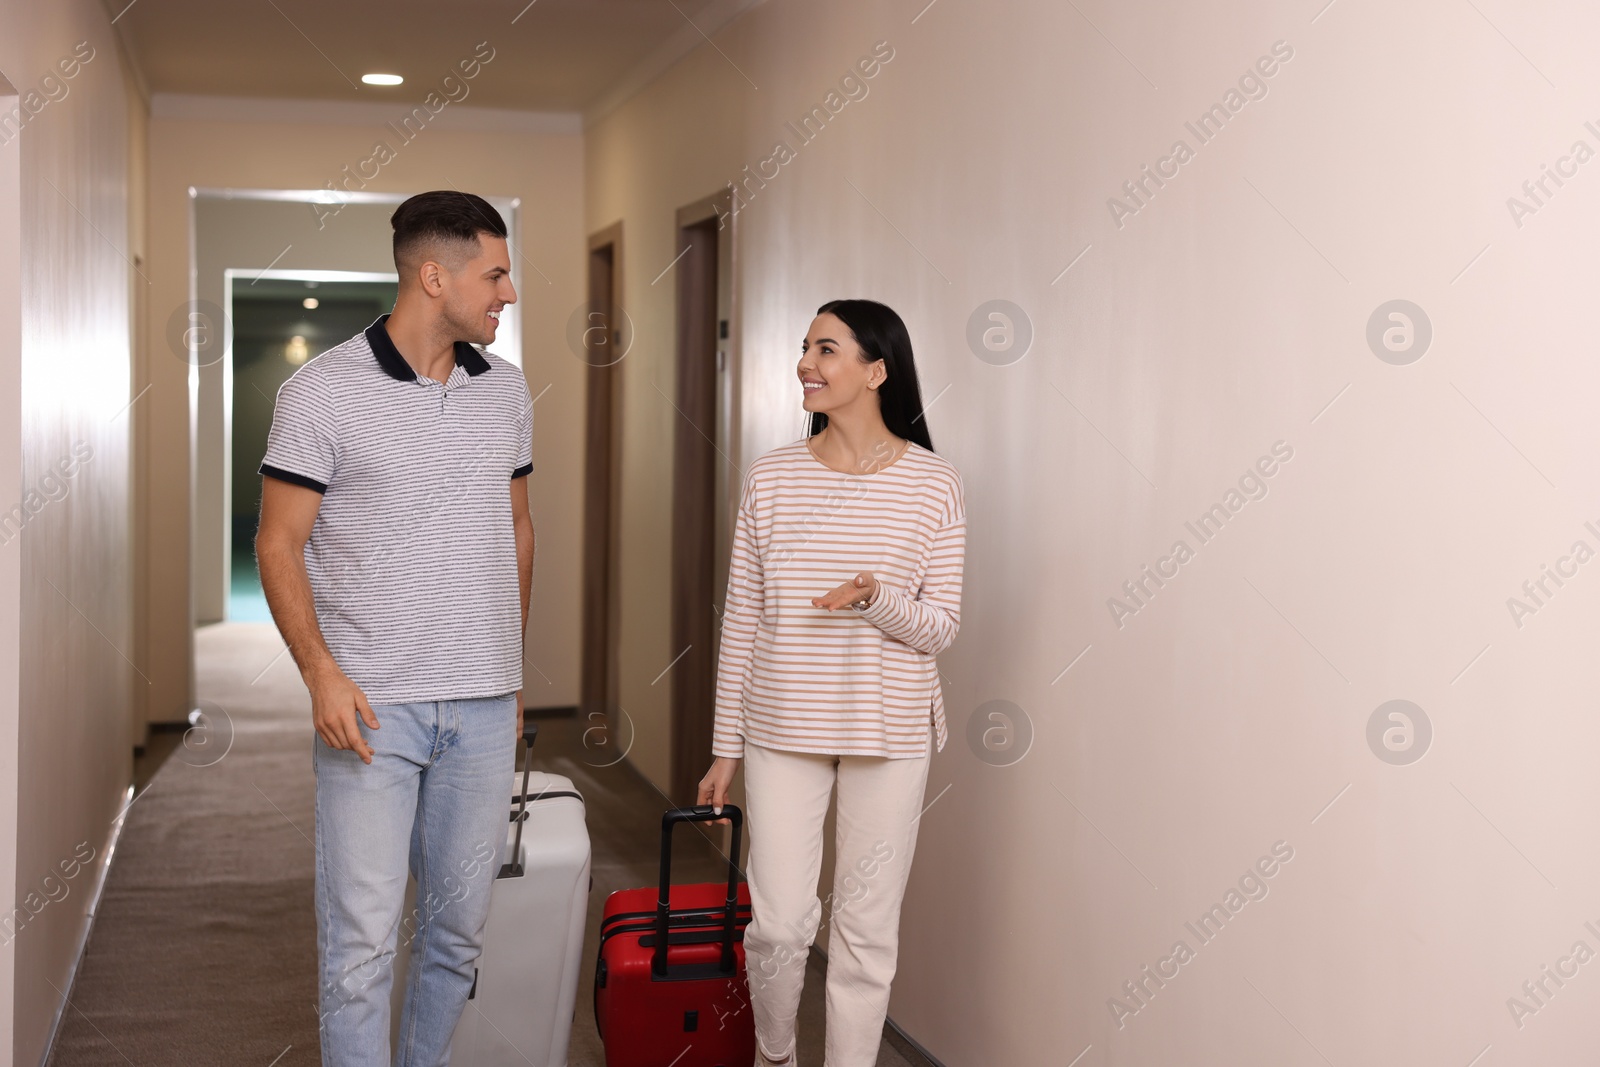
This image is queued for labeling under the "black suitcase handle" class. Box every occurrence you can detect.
[499,720,540,879]
[654,805,743,978]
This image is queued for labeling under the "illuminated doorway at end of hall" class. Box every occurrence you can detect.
[227,273,398,621]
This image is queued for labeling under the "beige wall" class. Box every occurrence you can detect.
[123,11,150,809]
[0,0,140,1062]
[588,1,1600,1063]
[144,104,587,719]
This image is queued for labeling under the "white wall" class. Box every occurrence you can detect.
[589,1,1600,1062]
[0,0,138,1062]
[145,102,588,718]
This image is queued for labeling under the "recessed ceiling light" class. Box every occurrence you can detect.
[303,297,319,309]
[361,73,403,86]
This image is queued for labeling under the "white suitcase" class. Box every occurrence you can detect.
[390,722,592,1066]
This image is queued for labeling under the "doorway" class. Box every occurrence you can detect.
[224,271,398,620]
[670,191,737,805]
[580,225,625,746]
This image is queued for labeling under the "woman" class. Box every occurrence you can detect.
[698,299,966,1067]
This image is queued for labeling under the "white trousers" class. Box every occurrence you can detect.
[741,728,932,1067]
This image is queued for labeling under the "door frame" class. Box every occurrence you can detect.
[580,223,625,746]
[221,268,397,621]
[186,188,523,626]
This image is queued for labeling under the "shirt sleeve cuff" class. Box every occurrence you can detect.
[259,464,328,494]
[856,583,900,622]
[712,714,745,758]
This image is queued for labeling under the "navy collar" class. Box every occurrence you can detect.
[365,315,491,382]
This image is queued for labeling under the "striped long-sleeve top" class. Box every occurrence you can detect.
[711,436,966,760]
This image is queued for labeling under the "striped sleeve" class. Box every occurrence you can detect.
[858,471,965,655]
[711,470,763,759]
[259,366,338,493]
[511,382,533,479]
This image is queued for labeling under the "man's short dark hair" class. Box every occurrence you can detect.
[391,191,507,273]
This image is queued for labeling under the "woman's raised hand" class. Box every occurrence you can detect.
[811,570,878,611]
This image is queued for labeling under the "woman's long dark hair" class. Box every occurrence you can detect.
[806,299,934,452]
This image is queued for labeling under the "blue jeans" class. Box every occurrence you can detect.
[313,693,517,1066]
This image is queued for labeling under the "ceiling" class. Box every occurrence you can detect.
[115,0,735,113]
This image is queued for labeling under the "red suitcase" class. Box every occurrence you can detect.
[595,805,756,1067]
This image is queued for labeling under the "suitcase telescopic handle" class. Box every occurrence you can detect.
[654,805,743,978]
[502,720,540,878]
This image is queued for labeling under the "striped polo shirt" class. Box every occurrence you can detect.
[259,316,533,705]
[711,437,966,760]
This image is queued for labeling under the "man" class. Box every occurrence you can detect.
[255,190,534,1065]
